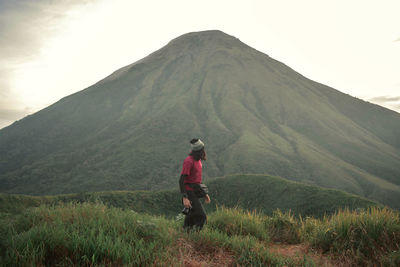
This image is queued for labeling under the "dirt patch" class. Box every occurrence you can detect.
[269,243,337,267]
[170,238,340,266]
[174,238,236,267]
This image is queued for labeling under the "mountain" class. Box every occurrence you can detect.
[0,30,399,208]
[0,174,378,218]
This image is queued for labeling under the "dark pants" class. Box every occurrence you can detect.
[184,190,206,230]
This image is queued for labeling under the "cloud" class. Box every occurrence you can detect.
[386,103,400,114]
[0,106,34,130]
[0,66,19,107]
[369,96,400,103]
[0,107,32,121]
[0,0,97,64]
[0,0,98,129]
[368,95,400,113]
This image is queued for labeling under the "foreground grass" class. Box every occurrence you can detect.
[1,202,399,266]
[302,207,400,266]
[0,202,175,266]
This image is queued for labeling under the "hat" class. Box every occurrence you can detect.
[190,139,205,151]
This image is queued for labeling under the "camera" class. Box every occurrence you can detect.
[181,207,191,215]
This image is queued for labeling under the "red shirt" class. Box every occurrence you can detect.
[181,155,202,191]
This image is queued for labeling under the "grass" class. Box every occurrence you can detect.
[1,202,399,266]
[0,202,175,266]
[301,207,400,265]
[207,206,269,241]
[265,209,301,244]
[184,228,303,267]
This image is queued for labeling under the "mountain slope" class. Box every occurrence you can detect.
[0,30,399,207]
[0,174,378,218]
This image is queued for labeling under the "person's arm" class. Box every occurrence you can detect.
[179,174,191,208]
[179,174,188,198]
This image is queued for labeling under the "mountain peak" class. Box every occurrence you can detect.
[98,30,251,85]
[170,30,236,41]
[166,30,244,51]
[98,30,248,84]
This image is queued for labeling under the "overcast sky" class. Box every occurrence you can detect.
[1,0,399,129]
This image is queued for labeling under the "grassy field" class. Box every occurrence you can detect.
[1,202,399,266]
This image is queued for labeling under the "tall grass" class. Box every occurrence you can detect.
[186,206,315,266]
[301,207,400,265]
[1,202,175,266]
[206,206,400,265]
[1,203,399,266]
[264,209,301,244]
[207,206,269,241]
[207,206,301,243]
[185,228,314,267]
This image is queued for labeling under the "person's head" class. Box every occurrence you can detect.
[189,138,206,161]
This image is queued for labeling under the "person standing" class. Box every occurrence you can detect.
[179,138,211,230]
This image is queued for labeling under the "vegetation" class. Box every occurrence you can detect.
[302,207,400,265]
[0,174,379,219]
[1,202,399,266]
[0,202,174,266]
[209,174,379,218]
[0,31,399,210]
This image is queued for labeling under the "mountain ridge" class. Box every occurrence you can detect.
[0,30,399,208]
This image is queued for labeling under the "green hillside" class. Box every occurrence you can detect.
[0,30,399,208]
[0,174,378,218]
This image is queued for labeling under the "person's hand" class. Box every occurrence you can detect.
[183,197,192,208]
[205,194,211,204]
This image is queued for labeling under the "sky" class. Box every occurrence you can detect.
[1,0,399,129]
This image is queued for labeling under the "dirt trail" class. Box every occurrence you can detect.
[174,238,236,267]
[174,238,338,267]
[269,243,337,267]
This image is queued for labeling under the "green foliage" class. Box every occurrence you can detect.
[207,206,269,241]
[382,250,400,266]
[1,202,399,266]
[301,207,400,265]
[0,174,379,220]
[186,228,296,266]
[264,209,301,244]
[210,174,379,218]
[0,194,53,214]
[1,202,175,266]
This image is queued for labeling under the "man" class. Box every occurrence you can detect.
[179,138,211,230]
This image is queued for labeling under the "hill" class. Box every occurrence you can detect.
[0,30,399,208]
[0,174,379,218]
